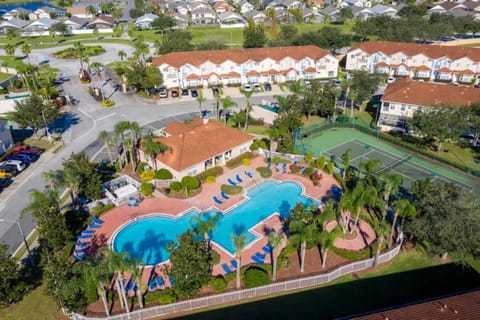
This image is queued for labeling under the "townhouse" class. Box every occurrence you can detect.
[378,79,480,132]
[152,46,338,88]
[346,41,480,84]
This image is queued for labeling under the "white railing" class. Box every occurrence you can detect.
[71,243,402,320]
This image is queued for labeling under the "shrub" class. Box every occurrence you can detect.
[209,276,227,293]
[102,99,115,107]
[194,166,223,181]
[331,242,378,260]
[244,266,270,288]
[256,167,272,178]
[154,168,173,180]
[140,169,155,182]
[303,166,314,176]
[157,288,177,305]
[91,202,115,217]
[314,156,326,169]
[242,157,251,166]
[85,283,98,304]
[226,151,255,168]
[221,184,243,195]
[206,176,216,184]
[181,176,200,190]
[137,162,149,174]
[140,182,153,197]
[250,139,267,151]
[210,250,220,265]
[170,181,182,192]
[333,172,347,190]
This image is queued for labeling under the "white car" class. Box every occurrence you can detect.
[242,83,252,92]
[0,160,26,172]
[387,77,396,84]
[253,83,262,92]
[159,89,168,98]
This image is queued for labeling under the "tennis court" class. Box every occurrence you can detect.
[299,129,479,191]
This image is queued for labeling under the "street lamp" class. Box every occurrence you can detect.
[0,218,33,264]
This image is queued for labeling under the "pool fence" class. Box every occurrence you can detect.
[71,242,402,320]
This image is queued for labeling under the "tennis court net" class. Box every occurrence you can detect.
[375,154,412,175]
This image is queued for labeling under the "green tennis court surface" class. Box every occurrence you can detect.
[299,129,479,191]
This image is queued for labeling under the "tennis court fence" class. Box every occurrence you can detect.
[71,243,402,320]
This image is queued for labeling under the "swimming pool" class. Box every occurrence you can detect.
[112,180,318,265]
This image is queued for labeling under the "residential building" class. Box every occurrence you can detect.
[243,10,267,24]
[0,18,29,34]
[134,13,159,29]
[346,41,480,84]
[139,118,254,179]
[218,11,246,25]
[152,45,339,88]
[0,120,13,156]
[302,7,325,23]
[66,6,95,19]
[167,1,189,16]
[2,8,32,21]
[239,0,255,14]
[213,1,234,14]
[29,6,65,20]
[23,17,58,32]
[63,16,88,31]
[87,15,115,29]
[191,7,217,25]
[171,12,190,28]
[319,6,341,23]
[378,79,480,132]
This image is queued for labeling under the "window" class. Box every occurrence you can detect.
[401,104,406,112]
[328,71,334,77]
[240,145,248,153]
[188,168,197,176]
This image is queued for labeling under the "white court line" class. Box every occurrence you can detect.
[97,113,117,121]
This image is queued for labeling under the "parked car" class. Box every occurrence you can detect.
[242,83,252,92]
[331,79,341,86]
[13,144,41,155]
[264,82,272,91]
[0,160,26,172]
[0,165,17,176]
[159,88,168,98]
[253,83,262,92]
[212,87,219,95]
[0,169,13,178]
[181,88,189,96]
[171,90,179,98]
[191,89,198,97]
[387,77,396,84]
[0,178,12,188]
[8,153,38,163]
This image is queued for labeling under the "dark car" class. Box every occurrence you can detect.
[212,87,219,95]
[0,178,12,188]
[171,90,179,98]
[8,153,38,163]
[191,89,198,97]
[13,144,41,155]
[181,88,189,96]
[0,165,17,177]
[264,82,272,91]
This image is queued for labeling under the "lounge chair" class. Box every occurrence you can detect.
[267,161,271,169]
[221,192,230,200]
[231,259,238,269]
[92,216,104,225]
[74,253,86,260]
[245,171,253,178]
[254,252,266,260]
[251,255,264,264]
[221,263,232,275]
[236,174,244,183]
[227,178,237,186]
[275,163,280,173]
[82,229,95,234]
[75,241,89,247]
[262,244,273,254]
[213,196,223,205]
[77,234,92,240]
[75,248,87,254]
[148,279,156,291]
[124,281,133,292]
[88,222,101,229]
[156,276,165,288]
[282,163,287,174]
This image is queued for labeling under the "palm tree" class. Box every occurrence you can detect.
[347,91,358,121]
[268,230,284,281]
[42,170,61,189]
[318,200,338,268]
[4,43,15,58]
[141,134,168,170]
[341,148,351,180]
[240,88,254,132]
[389,199,415,248]
[232,233,247,289]
[90,61,103,81]
[190,213,220,248]
[114,120,131,168]
[380,173,402,211]
[129,257,147,309]
[59,169,80,206]
[123,138,135,170]
[98,130,114,162]
[196,90,206,118]
[21,43,31,61]
[373,219,390,266]
[359,158,383,184]
[73,41,86,77]
[221,96,237,124]
[118,50,127,61]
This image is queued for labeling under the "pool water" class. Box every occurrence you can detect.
[0,2,57,13]
[112,180,317,265]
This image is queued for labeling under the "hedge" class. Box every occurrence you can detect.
[221,184,243,195]
[209,276,227,293]
[206,176,216,184]
[140,170,154,182]
[140,182,153,196]
[244,266,270,288]
[137,162,149,174]
[256,167,272,178]
[155,168,173,180]
[226,151,255,168]
[170,181,182,192]
[194,166,223,181]
[331,240,379,261]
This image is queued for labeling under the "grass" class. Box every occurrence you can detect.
[24,137,55,151]
[0,72,12,81]
[13,229,38,261]
[0,285,65,320]
[246,124,269,135]
[173,249,480,320]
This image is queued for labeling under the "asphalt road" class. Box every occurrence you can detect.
[0,43,284,254]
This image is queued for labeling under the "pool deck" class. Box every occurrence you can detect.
[86,155,373,288]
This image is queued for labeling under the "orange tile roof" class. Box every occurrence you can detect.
[438,67,451,73]
[67,7,87,14]
[152,46,331,68]
[221,71,241,77]
[149,118,254,172]
[349,41,480,61]
[410,65,430,71]
[454,69,475,75]
[382,79,480,108]
[262,69,279,75]
[304,67,316,72]
[246,70,260,76]
[186,73,200,80]
[201,72,220,79]
[280,68,298,74]
[375,61,389,67]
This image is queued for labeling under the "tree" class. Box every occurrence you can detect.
[42,169,61,189]
[232,233,247,289]
[4,43,15,57]
[409,108,464,153]
[0,244,22,307]
[124,61,163,94]
[317,200,338,269]
[350,70,384,105]
[358,158,383,185]
[60,168,81,206]
[190,212,221,248]
[151,14,177,34]
[101,248,132,313]
[287,203,321,273]
[339,7,353,24]
[155,31,193,55]
[380,173,402,212]
[165,230,211,298]
[21,43,31,59]
[86,5,98,16]
[341,148,351,180]
[268,230,284,281]
[52,21,68,37]
[7,95,59,140]
[98,130,114,162]
[221,96,237,124]
[389,199,415,248]
[240,88,254,132]
[373,219,390,266]
[141,134,168,170]
[270,108,303,153]
[196,90,206,118]
[61,152,102,200]
[243,18,267,48]
[73,41,87,79]
[118,50,127,61]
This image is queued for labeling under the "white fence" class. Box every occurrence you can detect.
[71,243,402,320]
[20,29,113,37]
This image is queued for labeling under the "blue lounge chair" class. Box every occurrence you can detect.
[275,163,280,173]
[77,234,92,240]
[254,252,266,260]
[252,255,264,264]
[236,174,244,183]
[168,276,175,287]
[245,171,253,178]
[221,263,232,275]
[88,222,101,229]
[262,244,273,254]
[156,276,165,288]
[227,178,237,186]
[267,161,271,169]
[148,279,156,291]
[231,259,238,269]
[124,281,133,292]
[74,254,86,260]
[75,241,89,247]
[92,216,104,225]
[221,192,230,200]
[213,196,223,205]
[282,163,287,174]
[82,229,95,234]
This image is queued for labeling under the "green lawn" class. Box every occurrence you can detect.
[0,72,12,82]
[0,285,65,320]
[174,250,480,320]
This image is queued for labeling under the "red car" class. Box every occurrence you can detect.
[13,144,41,155]
[171,90,179,98]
